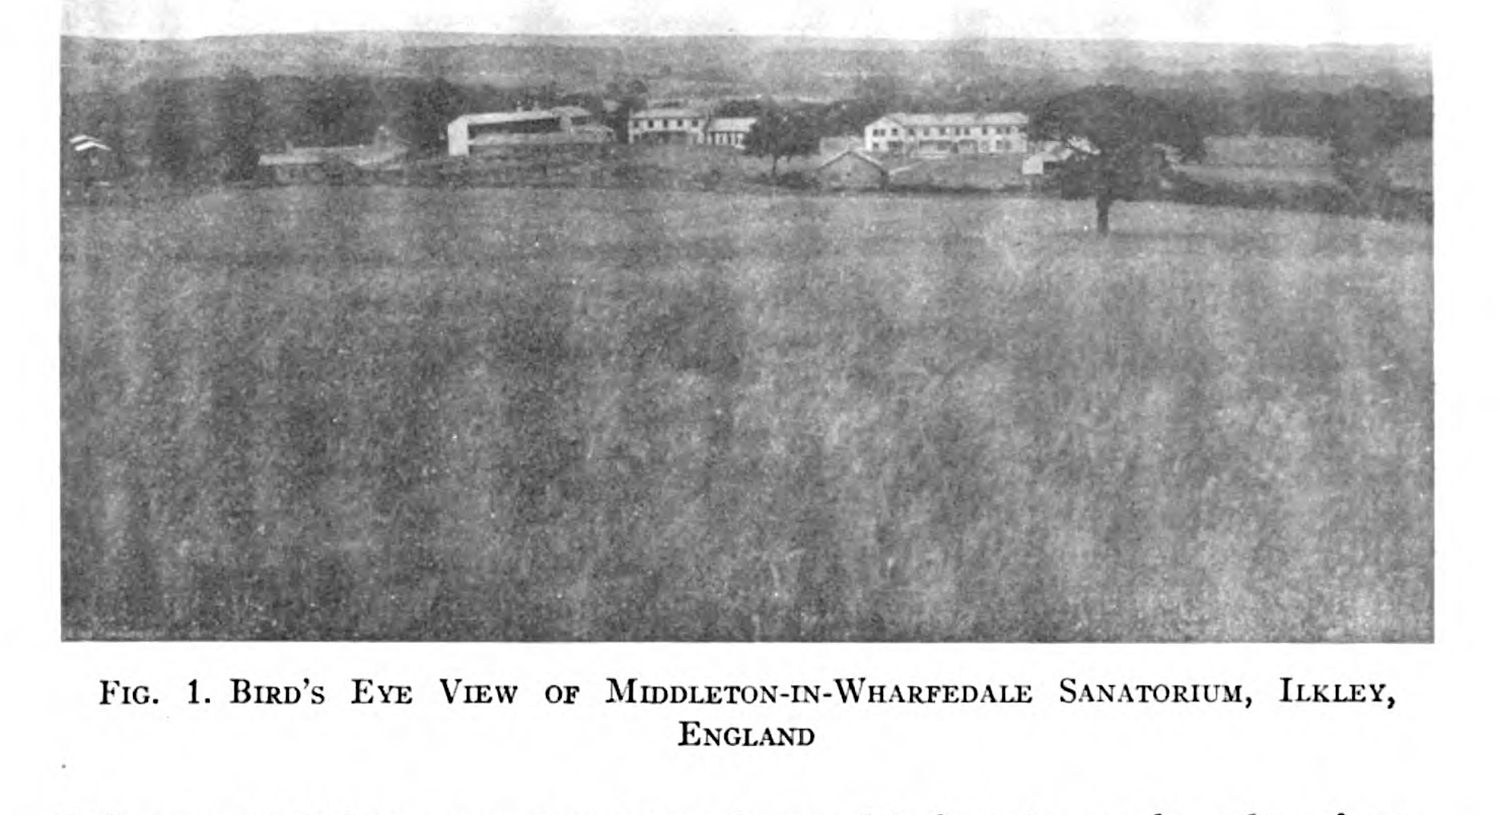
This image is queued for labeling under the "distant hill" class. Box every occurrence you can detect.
[61,32,1432,100]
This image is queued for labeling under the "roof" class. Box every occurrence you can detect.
[451,110,564,128]
[706,117,757,133]
[874,112,1030,128]
[551,105,593,119]
[631,107,705,120]
[816,149,887,174]
[258,151,326,167]
[889,154,1026,187]
[258,144,407,168]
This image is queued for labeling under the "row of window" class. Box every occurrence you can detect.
[631,119,703,129]
[868,139,1025,152]
[870,125,1023,137]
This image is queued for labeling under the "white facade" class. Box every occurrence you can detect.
[705,117,757,149]
[864,112,1030,157]
[447,109,611,157]
[628,108,707,145]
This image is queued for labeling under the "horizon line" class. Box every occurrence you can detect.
[59,28,1433,54]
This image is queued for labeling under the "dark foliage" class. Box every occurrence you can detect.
[713,98,774,118]
[1030,85,1206,234]
[743,108,819,177]
[212,68,265,182]
[1167,174,1432,223]
[143,78,196,182]
[1316,85,1424,197]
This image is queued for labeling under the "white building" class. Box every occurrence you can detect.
[628,108,708,145]
[864,112,1030,157]
[705,117,757,149]
[447,108,613,157]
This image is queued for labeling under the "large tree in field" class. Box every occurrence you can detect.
[743,108,819,178]
[1030,85,1205,235]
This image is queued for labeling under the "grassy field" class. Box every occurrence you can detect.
[60,186,1433,641]
[1180,135,1432,193]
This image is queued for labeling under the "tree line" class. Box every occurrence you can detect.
[62,70,619,183]
[62,68,1430,190]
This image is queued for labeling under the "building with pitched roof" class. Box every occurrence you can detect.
[816,149,888,190]
[447,108,614,157]
[258,126,409,183]
[863,112,1030,158]
[627,107,708,145]
[705,118,757,149]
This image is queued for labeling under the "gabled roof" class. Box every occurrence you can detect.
[706,117,757,133]
[816,149,887,174]
[878,112,1030,128]
[631,107,705,120]
[451,110,564,128]
[258,151,327,167]
[258,143,407,168]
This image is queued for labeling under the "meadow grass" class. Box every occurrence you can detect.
[60,186,1433,640]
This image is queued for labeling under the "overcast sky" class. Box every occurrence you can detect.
[61,0,1433,47]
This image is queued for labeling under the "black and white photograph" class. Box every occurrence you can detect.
[57,0,1434,644]
[19,1,1500,814]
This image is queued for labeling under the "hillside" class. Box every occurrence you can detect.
[62,32,1432,99]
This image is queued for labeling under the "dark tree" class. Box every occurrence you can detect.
[145,79,195,182]
[302,75,378,146]
[396,78,465,152]
[743,108,819,178]
[1030,85,1205,235]
[1317,85,1411,197]
[812,97,888,141]
[714,98,773,118]
[213,67,265,182]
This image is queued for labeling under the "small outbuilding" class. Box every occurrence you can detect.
[815,150,889,191]
[63,134,123,185]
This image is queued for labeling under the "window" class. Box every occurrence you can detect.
[924,128,932,136]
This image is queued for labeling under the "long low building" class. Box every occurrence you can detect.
[448,108,614,157]
[258,126,409,182]
[864,112,1030,157]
